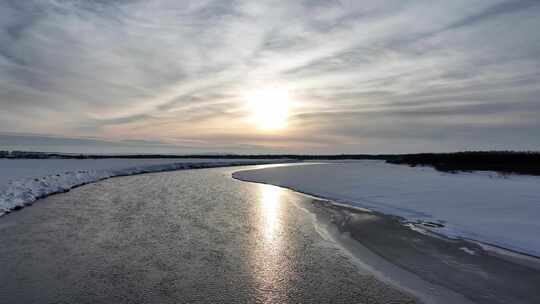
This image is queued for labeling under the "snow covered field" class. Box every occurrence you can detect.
[0,158,281,216]
[233,161,540,257]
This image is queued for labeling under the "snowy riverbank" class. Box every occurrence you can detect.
[0,158,284,216]
[233,161,540,257]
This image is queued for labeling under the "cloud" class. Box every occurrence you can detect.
[0,0,539,153]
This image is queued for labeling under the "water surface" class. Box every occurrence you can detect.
[0,166,415,304]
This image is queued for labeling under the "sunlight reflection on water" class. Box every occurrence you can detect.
[253,184,287,302]
[260,184,282,242]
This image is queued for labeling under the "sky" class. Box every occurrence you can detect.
[1,0,539,154]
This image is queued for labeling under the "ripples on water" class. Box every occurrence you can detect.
[0,167,417,304]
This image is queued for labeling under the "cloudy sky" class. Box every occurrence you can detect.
[1,0,539,154]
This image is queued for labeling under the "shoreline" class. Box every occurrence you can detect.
[233,176,540,304]
[308,199,540,304]
[0,160,291,217]
[232,174,540,261]
[231,161,540,258]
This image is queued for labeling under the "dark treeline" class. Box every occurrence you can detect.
[388,151,540,176]
[0,150,389,160]
[1,150,539,175]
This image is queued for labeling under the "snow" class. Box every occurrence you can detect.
[0,158,282,216]
[233,161,540,257]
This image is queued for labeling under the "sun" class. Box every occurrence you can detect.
[245,87,291,131]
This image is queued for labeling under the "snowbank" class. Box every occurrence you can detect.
[233,161,540,257]
[0,158,280,216]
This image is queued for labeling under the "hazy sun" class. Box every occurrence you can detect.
[245,87,291,131]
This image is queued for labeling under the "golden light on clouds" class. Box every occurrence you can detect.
[245,87,291,131]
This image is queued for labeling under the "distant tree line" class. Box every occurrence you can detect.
[387,151,540,176]
[0,151,390,160]
[1,150,539,175]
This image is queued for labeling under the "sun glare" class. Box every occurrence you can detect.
[245,87,291,131]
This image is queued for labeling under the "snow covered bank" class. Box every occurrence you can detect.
[233,161,540,257]
[0,158,282,216]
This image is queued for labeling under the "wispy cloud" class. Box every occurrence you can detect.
[1,0,539,153]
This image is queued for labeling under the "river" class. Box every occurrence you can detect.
[0,166,417,303]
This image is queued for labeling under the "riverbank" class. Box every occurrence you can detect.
[303,198,540,304]
[0,158,291,216]
[233,161,540,257]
